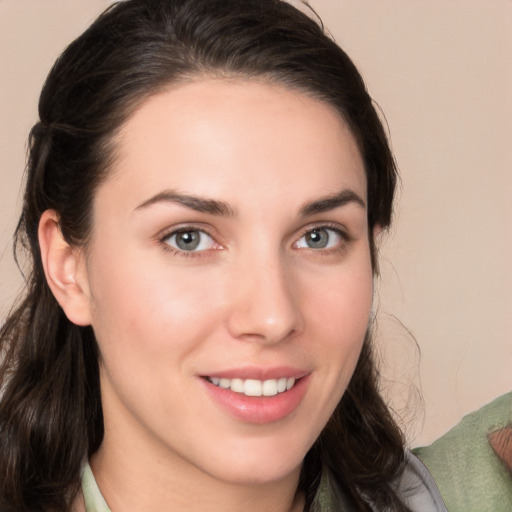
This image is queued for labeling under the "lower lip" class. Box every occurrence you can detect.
[201,375,310,424]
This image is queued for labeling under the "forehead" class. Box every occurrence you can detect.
[100,78,366,212]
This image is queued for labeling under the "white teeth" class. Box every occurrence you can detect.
[230,378,244,393]
[262,379,278,396]
[207,376,298,396]
[277,377,287,393]
[219,378,230,389]
[244,379,262,396]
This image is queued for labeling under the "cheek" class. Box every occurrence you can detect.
[289,260,373,448]
[305,258,373,380]
[86,249,222,368]
[86,259,224,425]
[310,262,373,332]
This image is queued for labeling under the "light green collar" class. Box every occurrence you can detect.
[81,463,111,512]
[80,460,336,512]
[82,462,338,512]
[79,452,443,512]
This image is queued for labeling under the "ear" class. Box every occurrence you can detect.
[372,223,384,240]
[38,210,92,326]
[370,224,384,277]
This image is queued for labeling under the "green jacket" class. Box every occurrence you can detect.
[414,392,512,512]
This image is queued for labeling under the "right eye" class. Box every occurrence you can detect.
[163,229,216,253]
[294,227,345,250]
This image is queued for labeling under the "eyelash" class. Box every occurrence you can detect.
[159,226,218,258]
[158,222,351,258]
[294,223,351,253]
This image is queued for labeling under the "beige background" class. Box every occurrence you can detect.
[1,0,511,446]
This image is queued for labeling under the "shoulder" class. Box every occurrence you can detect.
[414,392,512,511]
[392,451,447,512]
[313,451,447,511]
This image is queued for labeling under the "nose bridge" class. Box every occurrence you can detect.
[226,244,304,344]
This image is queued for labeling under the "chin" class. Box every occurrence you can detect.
[212,461,303,487]
[197,436,309,487]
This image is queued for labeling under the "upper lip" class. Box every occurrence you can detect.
[200,366,309,381]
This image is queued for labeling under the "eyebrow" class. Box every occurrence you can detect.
[134,188,365,217]
[134,190,235,216]
[299,189,366,216]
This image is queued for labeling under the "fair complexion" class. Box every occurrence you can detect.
[40,79,373,512]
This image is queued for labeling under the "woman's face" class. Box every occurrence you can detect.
[81,79,373,485]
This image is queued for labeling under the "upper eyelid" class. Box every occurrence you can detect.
[159,227,219,257]
[157,223,218,242]
[296,222,351,240]
[291,224,352,253]
[155,221,353,248]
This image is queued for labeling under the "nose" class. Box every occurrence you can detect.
[226,254,304,345]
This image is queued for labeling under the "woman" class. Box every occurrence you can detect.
[0,1,446,510]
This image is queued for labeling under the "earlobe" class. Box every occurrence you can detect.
[38,210,92,326]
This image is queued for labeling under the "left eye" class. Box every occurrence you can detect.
[164,229,215,252]
[295,227,343,250]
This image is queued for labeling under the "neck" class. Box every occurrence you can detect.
[90,430,304,512]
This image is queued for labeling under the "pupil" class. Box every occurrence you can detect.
[177,231,200,250]
[307,229,328,248]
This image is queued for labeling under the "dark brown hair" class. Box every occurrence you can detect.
[0,1,403,510]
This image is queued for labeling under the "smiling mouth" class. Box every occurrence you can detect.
[205,376,297,397]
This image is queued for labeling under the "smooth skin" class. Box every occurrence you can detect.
[40,79,374,512]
